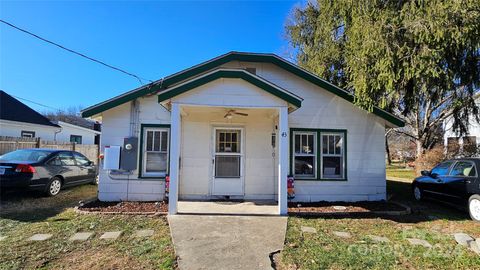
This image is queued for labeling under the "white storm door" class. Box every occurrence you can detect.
[212,128,244,196]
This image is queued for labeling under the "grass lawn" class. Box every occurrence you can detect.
[386,163,416,180]
[0,185,175,270]
[279,179,480,270]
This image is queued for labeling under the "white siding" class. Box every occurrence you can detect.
[97,59,389,202]
[178,107,278,200]
[220,61,387,201]
[55,122,98,144]
[0,120,59,140]
[444,96,480,147]
[97,95,171,201]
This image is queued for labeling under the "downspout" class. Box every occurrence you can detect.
[54,127,62,141]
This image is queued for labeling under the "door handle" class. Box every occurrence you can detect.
[436,179,443,183]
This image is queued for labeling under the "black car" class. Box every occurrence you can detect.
[412,158,480,221]
[0,149,97,196]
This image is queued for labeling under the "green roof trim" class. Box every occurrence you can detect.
[157,69,303,107]
[81,51,404,127]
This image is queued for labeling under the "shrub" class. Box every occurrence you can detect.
[414,147,445,175]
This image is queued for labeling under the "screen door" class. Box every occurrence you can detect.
[212,128,244,195]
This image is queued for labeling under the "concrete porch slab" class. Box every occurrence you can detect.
[177,201,278,215]
[168,215,287,270]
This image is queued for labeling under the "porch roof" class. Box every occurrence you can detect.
[157,68,303,108]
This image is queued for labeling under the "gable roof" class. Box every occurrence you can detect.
[81,51,404,127]
[157,69,303,108]
[0,90,61,128]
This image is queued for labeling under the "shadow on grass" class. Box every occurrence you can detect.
[291,179,471,223]
[0,185,96,222]
[386,179,470,222]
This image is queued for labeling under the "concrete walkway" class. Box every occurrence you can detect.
[168,214,287,270]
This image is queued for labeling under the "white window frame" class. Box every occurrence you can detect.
[142,127,170,178]
[292,131,317,179]
[320,132,345,179]
[21,130,35,138]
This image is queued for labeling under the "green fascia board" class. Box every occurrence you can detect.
[81,85,159,118]
[81,52,404,127]
[157,69,303,107]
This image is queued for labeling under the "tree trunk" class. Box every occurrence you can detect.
[415,139,425,158]
[385,135,392,165]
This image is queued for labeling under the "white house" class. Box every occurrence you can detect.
[444,94,480,154]
[81,52,404,215]
[54,121,100,145]
[0,90,100,144]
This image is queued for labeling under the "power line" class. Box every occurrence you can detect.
[11,93,61,111]
[0,19,153,85]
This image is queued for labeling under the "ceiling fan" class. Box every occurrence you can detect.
[224,109,248,119]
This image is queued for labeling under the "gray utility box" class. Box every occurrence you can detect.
[120,137,138,171]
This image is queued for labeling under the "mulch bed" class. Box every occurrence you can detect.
[288,201,409,216]
[78,200,168,214]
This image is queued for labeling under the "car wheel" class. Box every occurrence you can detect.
[413,185,423,201]
[46,177,62,196]
[468,194,480,222]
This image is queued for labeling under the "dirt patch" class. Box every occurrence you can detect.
[288,201,407,215]
[79,200,168,213]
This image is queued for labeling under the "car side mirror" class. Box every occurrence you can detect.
[87,161,94,166]
[421,170,430,176]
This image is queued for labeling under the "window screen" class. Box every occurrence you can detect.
[143,128,169,176]
[321,134,344,179]
[293,132,316,178]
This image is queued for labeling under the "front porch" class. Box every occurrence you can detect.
[167,104,290,215]
[177,200,278,215]
[157,69,303,215]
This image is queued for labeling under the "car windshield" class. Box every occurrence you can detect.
[0,149,52,162]
[431,161,454,176]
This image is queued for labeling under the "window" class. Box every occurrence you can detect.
[431,161,454,176]
[215,129,242,178]
[48,152,75,166]
[321,133,345,179]
[293,131,316,178]
[142,127,169,177]
[291,129,347,180]
[463,136,478,154]
[449,161,477,177]
[21,131,35,138]
[447,137,460,153]
[70,135,82,144]
[74,152,90,166]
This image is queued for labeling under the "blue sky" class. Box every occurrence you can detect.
[0,0,300,113]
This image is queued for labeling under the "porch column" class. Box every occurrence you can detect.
[168,103,180,214]
[278,106,288,215]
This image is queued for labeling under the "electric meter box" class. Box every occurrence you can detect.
[121,137,138,171]
[104,145,121,170]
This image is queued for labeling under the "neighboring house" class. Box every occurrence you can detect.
[444,94,480,156]
[81,52,404,215]
[0,90,100,144]
[53,121,100,145]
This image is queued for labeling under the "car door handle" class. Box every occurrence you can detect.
[436,179,443,183]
